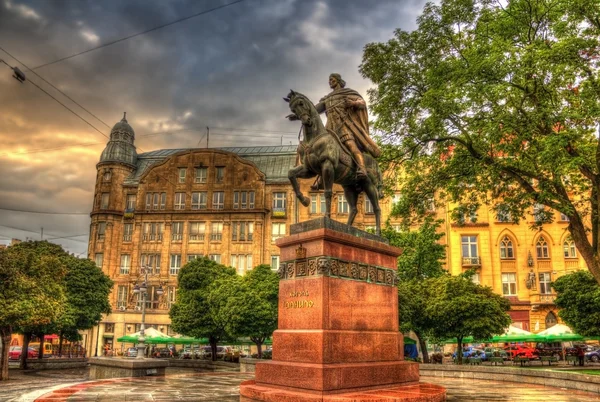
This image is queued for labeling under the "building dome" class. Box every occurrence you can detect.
[99,112,137,167]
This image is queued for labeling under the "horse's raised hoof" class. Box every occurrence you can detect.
[299,195,310,207]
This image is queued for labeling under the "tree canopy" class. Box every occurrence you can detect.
[553,270,600,336]
[210,265,278,358]
[361,0,600,283]
[169,257,236,360]
[383,218,447,363]
[427,274,511,363]
[0,241,68,379]
[56,256,113,342]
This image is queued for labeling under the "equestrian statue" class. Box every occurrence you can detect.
[284,73,384,235]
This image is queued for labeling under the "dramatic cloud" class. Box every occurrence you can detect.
[0,0,429,254]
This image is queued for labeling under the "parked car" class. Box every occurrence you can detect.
[153,347,172,358]
[201,346,231,360]
[8,346,39,360]
[251,347,272,359]
[483,347,509,361]
[535,342,565,359]
[180,347,193,359]
[452,346,486,360]
[585,346,600,362]
[504,345,539,359]
[124,347,138,357]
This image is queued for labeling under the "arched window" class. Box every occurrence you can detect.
[545,311,557,329]
[536,236,550,259]
[563,237,577,258]
[500,236,514,259]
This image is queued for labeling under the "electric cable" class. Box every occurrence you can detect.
[0,207,89,215]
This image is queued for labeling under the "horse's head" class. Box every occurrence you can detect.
[283,90,316,126]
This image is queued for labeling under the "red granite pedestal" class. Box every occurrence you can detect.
[240,218,446,402]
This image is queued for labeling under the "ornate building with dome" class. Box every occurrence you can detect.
[85,115,587,356]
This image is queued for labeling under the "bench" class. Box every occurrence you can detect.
[467,357,482,365]
[513,357,530,366]
[540,356,558,366]
[566,355,579,366]
[488,357,504,366]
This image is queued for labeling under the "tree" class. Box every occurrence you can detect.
[54,256,113,355]
[553,270,600,335]
[426,274,511,364]
[169,257,236,361]
[361,0,600,284]
[0,241,67,379]
[211,265,278,358]
[383,217,447,362]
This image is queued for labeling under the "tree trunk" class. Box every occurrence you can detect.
[254,339,263,359]
[415,331,429,363]
[0,326,11,381]
[38,333,45,359]
[209,338,218,362]
[20,332,32,370]
[456,337,463,365]
[58,333,63,357]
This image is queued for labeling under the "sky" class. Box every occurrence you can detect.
[0,0,429,256]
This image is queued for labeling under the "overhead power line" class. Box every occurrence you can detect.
[30,0,247,71]
[0,206,89,215]
[0,45,112,130]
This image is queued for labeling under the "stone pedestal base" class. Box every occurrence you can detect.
[240,380,446,402]
[240,218,446,401]
[89,357,168,379]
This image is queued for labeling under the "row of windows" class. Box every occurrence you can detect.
[96,222,287,243]
[309,194,375,214]
[107,253,261,277]
[469,272,553,296]
[178,167,224,184]
[457,204,570,224]
[99,190,260,212]
[116,284,176,309]
[461,235,577,262]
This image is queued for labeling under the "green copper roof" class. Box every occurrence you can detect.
[123,145,297,185]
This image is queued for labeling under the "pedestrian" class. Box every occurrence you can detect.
[577,345,585,366]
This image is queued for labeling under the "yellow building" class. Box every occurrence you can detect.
[86,115,584,355]
[438,201,584,333]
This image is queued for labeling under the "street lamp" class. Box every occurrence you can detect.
[132,266,164,359]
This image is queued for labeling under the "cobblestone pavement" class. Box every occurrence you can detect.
[4,368,600,401]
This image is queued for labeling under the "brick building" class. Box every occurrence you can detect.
[85,115,586,355]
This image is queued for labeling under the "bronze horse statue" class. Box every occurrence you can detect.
[284,90,383,235]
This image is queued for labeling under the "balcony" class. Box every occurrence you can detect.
[172,234,183,241]
[462,256,481,267]
[189,234,205,241]
[272,207,286,218]
[124,208,135,219]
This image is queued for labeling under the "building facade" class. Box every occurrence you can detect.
[86,115,585,355]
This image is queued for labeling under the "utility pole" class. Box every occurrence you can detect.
[41,227,43,240]
[206,127,210,148]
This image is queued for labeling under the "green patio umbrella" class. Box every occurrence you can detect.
[537,324,583,342]
[443,336,474,344]
[488,325,544,343]
[404,337,417,345]
[117,327,175,344]
[543,333,584,342]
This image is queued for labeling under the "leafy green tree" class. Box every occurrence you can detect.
[426,274,511,364]
[169,257,236,361]
[383,217,447,362]
[553,270,600,336]
[0,241,67,378]
[361,0,600,284]
[54,256,113,355]
[211,265,278,358]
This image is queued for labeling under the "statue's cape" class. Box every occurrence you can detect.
[320,88,381,158]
